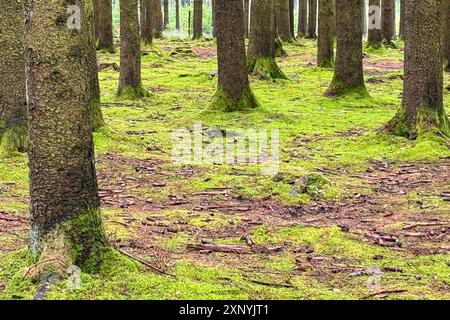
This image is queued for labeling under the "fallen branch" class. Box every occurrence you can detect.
[361,289,408,299]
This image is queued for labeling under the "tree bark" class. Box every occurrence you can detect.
[399,0,405,39]
[141,0,154,44]
[248,0,287,79]
[212,0,217,37]
[163,0,169,29]
[93,0,100,39]
[326,0,368,96]
[289,0,295,38]
[0,0,27,155]
[387,0,450,139]
[97,0,115,52]
[153,0,163,38]
[118,0,149,98]
[298,0,307,37]
[193,0,203,39]
[443,0,450,71]
[367,0,382,48]
[276,0,293,41]
[317,0,334,68]
[244,0,250,38]
[211,0,258,111]
[25,0,108,274]
[306,0,317,38]
[176,0,181,30]
[381,0,395,44]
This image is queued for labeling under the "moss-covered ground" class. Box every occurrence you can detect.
[0,38,449,300]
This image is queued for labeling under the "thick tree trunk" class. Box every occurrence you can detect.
[176,0,181,30]
[276,0,293,41]
[163,0,169,29]
[289,0,295,38]
[317,0,334,68]
[141,0,154,44]
[367,0,382,48]
[248,0,287,79]
[97,0,115,52]
[326,0,368,96]
[153,0,163,38]
[211,0,258,111]
[118,0,149,98]
[193,0,203,39]
[25,0,108,274]
[306,0,317,38]
[443,0,450,71]
[298,0,307,37]
[244,0,250,38]
[0,0,27,155]
[399,0,405,39]
[381,0,395,44]
[387,0,450,139]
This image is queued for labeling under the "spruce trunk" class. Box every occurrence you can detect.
[97,0,115,52]
[317,0,334,68]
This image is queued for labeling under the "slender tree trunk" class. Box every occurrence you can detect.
[367,0,382,48]
[387,0,450,139]
[153,0,163,38]
[326,0,368,96]
[141,0,154,44]
[289,0,295,38]
[381,0,395,44]
[97,0,115,52]
[248,0,287,79]
[306,0,317,38]
[317,0,334,68]
[193,0,203,39]
[0,0,27,155]
[244,0,250,38]
[212,0,217,37]
[25,0,108,274]
[93,0,100,39]
[118,0,149,98]
[276,0,292,41]
[176,0,181,30]
[274,1,287,56]
[443,0,450,71]
[361,0,367,38]
[211,0,258,111]
[163,0,169,29]
[298,0,307,37]
[399,0,405,39]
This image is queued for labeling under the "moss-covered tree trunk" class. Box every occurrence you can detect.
[367,0,382,48]
[276,0,293,41]
[298,0,308,37]
[163,0,169,29]
[25,0,108,275]
[176,0,181,30]
[248,0,287,79]
[211,0,258,112]
[141,0,154,44]
[387,0,450,139]
[193,0,203,39]
[93,0,100,38]
[118,0,148,99]
[0,0,27,155]
[317,0,334,68]
[152,0,163,38]
[381,0,395,44]
[244,0,250,38]
[325,0,368,96]
[399,0,405,39]
[97,0,115,52]
[306,0,317,38]
[443,0,450,71]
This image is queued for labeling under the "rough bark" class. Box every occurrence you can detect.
[153,0,163,38]
[289,0,295,38]
[387,0,450,139]
[97,0,115,52]
[306,0,317,38]
[381,0,395,44]
[443,0,450,71]
[298,0,308,37]
[25,0,108,274]
[141,0,154,44]
[93,0,100,38]
[163,0,169,29]
[212,0,217,37]
[361,0,367,38]
[244,0,250,38]
[211,0,258,112]
[317,0,334,68]
[367,0,382,48]
[118,0,149,98]
[326,0,368,96]
[399,0,405,39]
[193,0,203,39]
[0,0,27,155]
[276,0,293,41]
[248,0,287,79]
[176,0,181,30]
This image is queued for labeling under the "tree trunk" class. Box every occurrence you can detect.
[163,0,169,29]
[248,0,287,79]
[367,0,382,48]
[141,0,154,44]
[443,0,450,71]
[387,0,450,139]
[211,0,258,112]
[0,0,27,155]
[326,0,368,96]
[97,0,115,52]
[317,0,334,68]
[361,0,367,38]
[399,0,405,39]
[193,0,203,39]
[212,0,217,37]
[276,0,292,41]
[118,0,149,98]
[289,0,295,38]
[244,0,250,38]
[298,0,307,37]
[93,0,100,39]
[381,0,395,44]
[25,0,108,275]
[306,0,317,38]
[153,0,163,38]
[176,0,181,30]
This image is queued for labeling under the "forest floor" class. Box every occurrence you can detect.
[0,39,449,300]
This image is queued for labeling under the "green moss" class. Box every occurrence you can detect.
[210,86,259,112]
[0,124,28,156]
[117,85,150,100]
[325,78,370,98]
[90,100,105,131]
[317,57,334,69]
[247,56,288,80]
